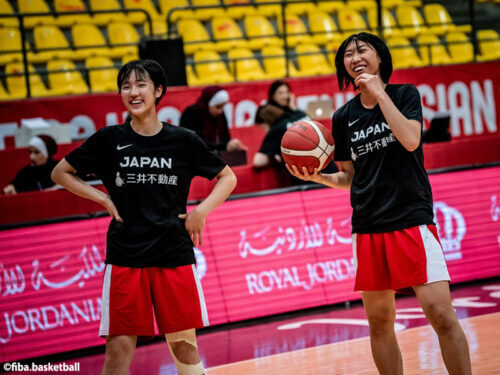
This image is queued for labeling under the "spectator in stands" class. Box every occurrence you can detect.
[180,86,246,153]
[253,103,309,168]
[255,80,298,131]
[3,135,58,195]
[253,99,338,185]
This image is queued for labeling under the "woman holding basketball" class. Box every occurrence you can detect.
[52,59,236,375]
[287,32,471,374]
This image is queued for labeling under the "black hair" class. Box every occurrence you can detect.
[268,80,290,101]
[117,59,167,106]
[334,32,393,91]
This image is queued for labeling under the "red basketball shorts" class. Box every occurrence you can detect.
[352,224,450,293]
[99,264,209,337]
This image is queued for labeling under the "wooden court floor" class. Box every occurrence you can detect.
[206,312,500,374]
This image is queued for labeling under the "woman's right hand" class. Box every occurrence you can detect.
[101,195,123,222]
[285,164,323,183]
[3,184,17,195]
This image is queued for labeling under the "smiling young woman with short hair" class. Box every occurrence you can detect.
[287,32,471,375]
[52,59,237,375]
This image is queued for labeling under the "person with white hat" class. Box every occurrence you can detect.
[3,134,58,195]
[180,85,246,153]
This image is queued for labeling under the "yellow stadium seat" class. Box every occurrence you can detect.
[423,4,471,36]
[89,0,127,26]
[5,62,52,98]
[396,5,428,38]
[47,59,89,95]
[33,24,90,61]
[0,28,23,64]
[17,0,57,28]
[177,18,215,54]
[245,15,283,50]
[192,0,226,21]
[308,11,341,46]
[326,39,342,71]
[228,47,268,81]
[446,31,473,64]
[0,80,9,100]
[367,8,401,38]
[72,23,119,58]
[477,29,500,61]
[381,0,404,9]
[193,50,234,84]
[295,43,333,76]
[0,0,19,27]
[285,0,317,15]
[108,21,140,57]
[186,64,203,86]
[254,0,281,17]
[222,0,258,19]
[387,36,425,68]
[212,16,248,51]
[417,34,451,65]
[317,1,345,13]
[159,0,194,23]
[144,20,168,36]
[346,0,377,11]
[279,13,313,48]
[122,52,139,64]
[54,0,93,27]
[337,8,368,37]
[123,0,162,24]
[86,56,118,92]
[261,45,288,79]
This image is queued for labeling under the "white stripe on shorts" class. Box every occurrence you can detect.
[99,264,112,336]
[419,225,451,284]
[191,264,209,327]
[352,233,358,273]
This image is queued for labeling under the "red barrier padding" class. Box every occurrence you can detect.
[1,132,499,226]
[0,164,290,225]
[1,166,499,361]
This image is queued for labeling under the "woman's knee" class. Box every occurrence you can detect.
[366,307,396,334]
[169,340,200,364]
[105,336,136,361]
[424,304,458,335]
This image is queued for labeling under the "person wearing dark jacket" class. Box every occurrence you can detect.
[3,134,58,194]
[180,86,246,153]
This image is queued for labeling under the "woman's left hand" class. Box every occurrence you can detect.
[354,73,385,99]
[227,138,247,151]
[179,209,206,247]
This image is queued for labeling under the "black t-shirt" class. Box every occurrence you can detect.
[332,84,434,234]
[11,159,58,192]
[259,110,338,184]
[259,110,309,158]
[65,122,226,268]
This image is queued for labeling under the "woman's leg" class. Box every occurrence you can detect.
[362,290,403,375]
[101,335,137,375]
[165,328,204,375]
[413,281,472,375]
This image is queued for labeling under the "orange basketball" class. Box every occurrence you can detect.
[280,120,334,174]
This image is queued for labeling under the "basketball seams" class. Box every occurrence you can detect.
[285,129,320,149]
[281,120,334,173]
[287,129,331,155]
